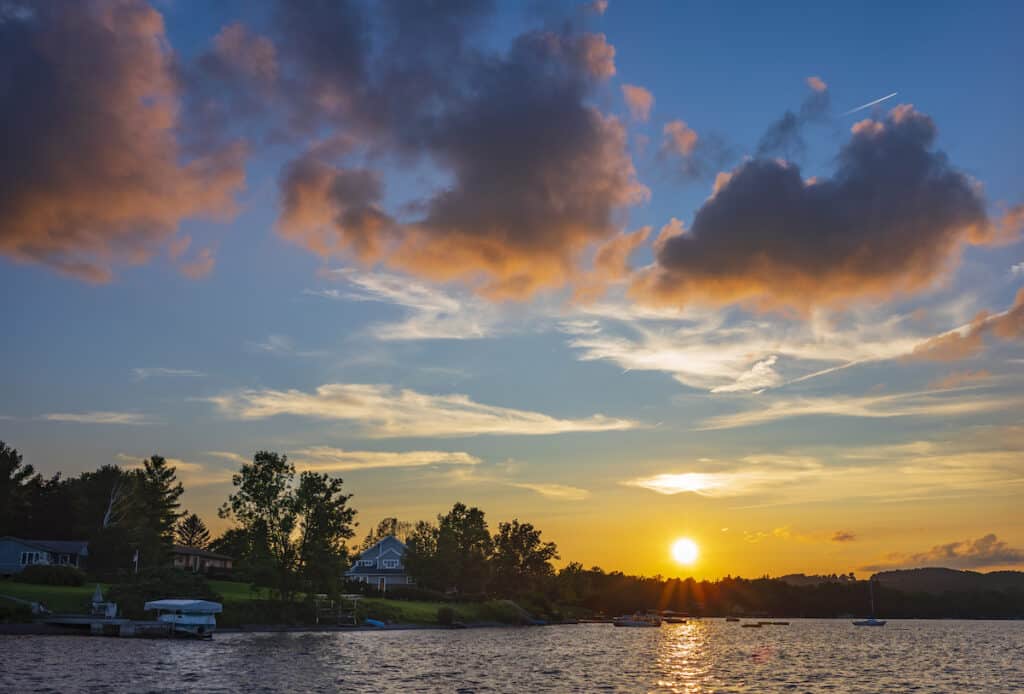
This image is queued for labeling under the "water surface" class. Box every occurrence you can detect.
[2,620,1022,692]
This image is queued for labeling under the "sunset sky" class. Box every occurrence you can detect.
[2,0,1023,580]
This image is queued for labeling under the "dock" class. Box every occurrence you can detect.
[43,614,174,637]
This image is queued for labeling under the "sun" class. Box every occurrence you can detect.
[671,537,699,565]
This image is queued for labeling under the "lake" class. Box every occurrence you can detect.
[2,620,1022,692]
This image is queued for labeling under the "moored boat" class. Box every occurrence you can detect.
[613,612,662,627]
[144,599,222,638]
[852,580,886,627]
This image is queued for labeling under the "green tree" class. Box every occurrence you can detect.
[295,472,357,596]
[0,441,37,536]
[404,520,442,589]
[491,519,559,596]
[437,503,492,594]
[122,455,184,568]
[220,451,357,599]
[176,512,211,549]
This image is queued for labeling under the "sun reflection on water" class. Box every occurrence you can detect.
[654,620,714,693]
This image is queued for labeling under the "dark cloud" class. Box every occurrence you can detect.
[756,76,831,159]
[269,1,645,298]
[832,530,856,542]
[864,533,1024,570]
[634,105,1001,311]
[0,0,245,282]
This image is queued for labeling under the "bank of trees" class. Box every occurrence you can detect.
[403,503,559,598]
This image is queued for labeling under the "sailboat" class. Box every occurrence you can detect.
[852,580,886,627]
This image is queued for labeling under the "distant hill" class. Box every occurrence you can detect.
[872,568,1024,594]
[777,573,856,587]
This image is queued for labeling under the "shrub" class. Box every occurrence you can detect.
[437,605,455,626]
[13,565,86,586]
[107,568,221,619]
[0,602,34,623]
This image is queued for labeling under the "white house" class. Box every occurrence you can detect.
[344,536,412,592]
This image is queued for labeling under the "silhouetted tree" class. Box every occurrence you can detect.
[491,519,559,596]
[404,503,492,594]
[0,441,36,536]
[176,512,211,549]
[359,517,414,550]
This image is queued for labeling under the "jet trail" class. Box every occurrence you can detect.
[842,91,899,116]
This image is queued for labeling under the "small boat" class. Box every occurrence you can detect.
[144,599,222,638]
[663,617,687,624]
[725,617,740,622]
[769,621,790,626]
[852,580,886,627]
[741,622,762,628]
[613,612,662,627]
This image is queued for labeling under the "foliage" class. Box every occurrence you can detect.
[359,517,414,551]
[13,564,86,586]
[219,451,356,600]
[107,568,221,619]
[176,512,211,549]
[0,441,35,536]
[490,519,558,597]
[436,605,455,626]
[405,503,492,594]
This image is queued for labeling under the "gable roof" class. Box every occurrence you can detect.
[354,535,407,560]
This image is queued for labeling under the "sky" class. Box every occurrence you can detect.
[2,0,1023,580]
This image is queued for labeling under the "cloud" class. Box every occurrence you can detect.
[290,446,480,472]
[910,289,1024,360]
[864,534,1024,570]
[621,84,654,122]
[116,453,232,487]
[0,0,244,282]
[205,383,641,437]
[661,120,698,156]
[43,411,148,425]
[710,355,782,393]
[635,106,1002,311]
[268,3,645,299]
[205,451,249,465]
[929,370,992,390]
[756,77,830,159]
[1012,262,1024,275]
[311,269,497,340]
[248,334,326,358]
[832,530,856,542]
[132,367,204,381]
[178,247,216,280]
[696,389,1019,430]
[623,456,820,498]
[508,482,590,501]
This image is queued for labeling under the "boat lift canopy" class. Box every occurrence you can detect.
[144,599,223,614]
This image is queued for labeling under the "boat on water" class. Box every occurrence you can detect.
[613,612,662,627]
[144,599,223,638]
[725,617,740,622]
[852,580,886,627]
[741,622,762,628]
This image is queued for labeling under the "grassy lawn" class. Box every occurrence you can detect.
[0,581,101,613]
[208,579,271,603]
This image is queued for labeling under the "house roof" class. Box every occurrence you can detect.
[1,537,89,555]
[172,545,233,561]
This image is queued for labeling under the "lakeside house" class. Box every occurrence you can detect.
[171,545,233,575]
[345,535,413,592]
[0,536,89,576]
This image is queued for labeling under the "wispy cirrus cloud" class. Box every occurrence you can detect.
[291,446,480,472]
[508,482,591,501]
[696,388,1020,430]
[116,453,232,487]
[205,383,641,438]
[247,334,327,358]
[308,269,497,340]
[132,367,204,381]
[43,411,149,425]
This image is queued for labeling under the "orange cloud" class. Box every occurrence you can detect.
[929,370,993,390]
[662,120,698,156]
[911,289,1024,360]
[621,84,654,122]
[0,0,244,282]
[806,75,828,92]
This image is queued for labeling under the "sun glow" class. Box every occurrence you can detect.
[671,537,699,565]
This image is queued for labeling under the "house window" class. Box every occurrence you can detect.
[382,559,399,569]
[360,559,374,567]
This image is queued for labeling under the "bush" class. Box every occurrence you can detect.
[107,568,221,619]
[437,605,455,626]
[13,565,86,586]
[0,602,34,623]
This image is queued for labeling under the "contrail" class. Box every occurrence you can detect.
[842,91,899,116]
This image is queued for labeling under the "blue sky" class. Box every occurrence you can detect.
[2,0,1023,577]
